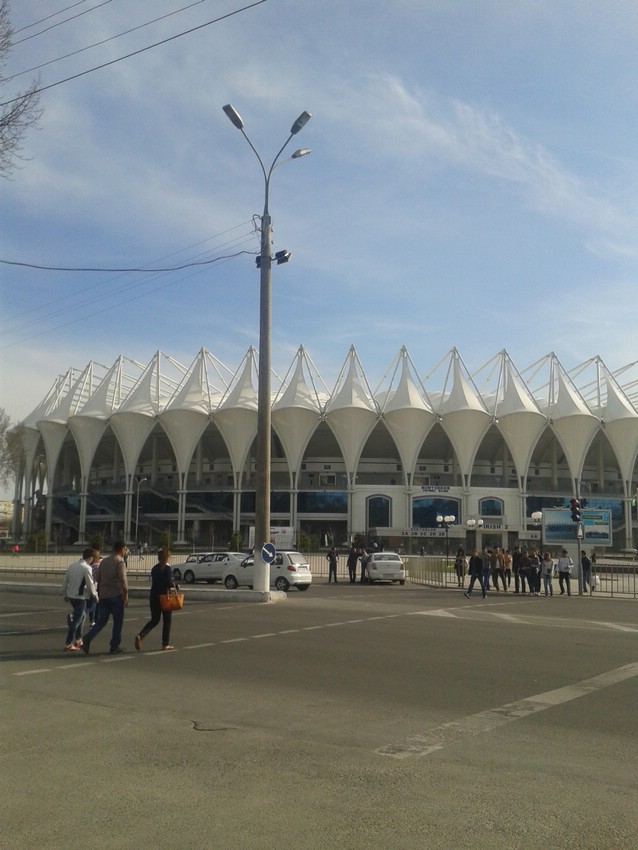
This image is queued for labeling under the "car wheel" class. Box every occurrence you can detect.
[274,576,289,592]
[184,570,195,584]
[172,569,182,580]
[224,575,239,589]
[399,580,405,585]
[296,584,310,591]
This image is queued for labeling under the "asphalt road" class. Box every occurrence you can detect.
[2,582,637,850]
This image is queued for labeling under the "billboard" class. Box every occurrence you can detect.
[541,508,612,545]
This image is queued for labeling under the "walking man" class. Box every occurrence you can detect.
[81,540,129,654]
[464,549,486,598]
[61,547,99,652]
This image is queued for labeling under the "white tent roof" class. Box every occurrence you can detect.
[15,347,638,487]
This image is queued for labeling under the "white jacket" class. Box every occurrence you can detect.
[61,559,98,600]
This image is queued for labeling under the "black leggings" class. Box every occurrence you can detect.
[139,595,172,646]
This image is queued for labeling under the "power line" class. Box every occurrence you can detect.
[1,0,268,107]
[0,250,255,273]
[0,231,259,350]
[11,0,213,79]
[1,222,259,332]
[13,1,113,46]
[14,0,93,34]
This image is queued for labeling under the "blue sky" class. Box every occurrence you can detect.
[2,0,638,434]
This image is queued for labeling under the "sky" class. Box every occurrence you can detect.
[2,0,638,439]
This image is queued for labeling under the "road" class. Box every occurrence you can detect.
[2,582,637,849]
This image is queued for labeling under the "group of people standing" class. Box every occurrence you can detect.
[456,545,594,599]
[61,541,178,654]
[327,545,379,583]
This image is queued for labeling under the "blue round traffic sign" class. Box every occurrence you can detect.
[261,542,276,564]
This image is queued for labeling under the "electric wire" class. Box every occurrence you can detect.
[0,0,268,107]
[13,1,114,46]
[0,251,256,273]
[1,224,259,338]
[11,0,214,80]
[14,0,94,35]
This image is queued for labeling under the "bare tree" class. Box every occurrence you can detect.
[0,407,20,490]
[0,0,42,176]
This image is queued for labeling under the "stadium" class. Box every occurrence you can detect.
[8,346,638,554]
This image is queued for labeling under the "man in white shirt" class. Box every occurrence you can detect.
[556,549,573,596]
[61,547,99,652]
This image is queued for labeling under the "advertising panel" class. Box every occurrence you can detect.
[542,508,612,545]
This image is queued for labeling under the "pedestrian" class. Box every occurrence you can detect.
[503,549,513,589]
[326,546,338,583]
[529,547,542,596]
[556,549,573,596]
[346,546,359,583]
[512,546,523,593]
[81,540,129,654]
[360,548,370,583]
[482,549,492,592]
[12,543,19,557]
[491,546,507,591]
[581,550,592,594]
[541,551,554,596]
[454,547,468,588]
[61,547,99,652]
[519,549,532,594]
[464,549,486,598]
[84,552,102,627]
[135,548,178,651]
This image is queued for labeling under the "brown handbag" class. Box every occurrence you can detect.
[159,588,184,611]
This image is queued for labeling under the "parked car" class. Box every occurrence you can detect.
[365,551,406,584]
[223,551,312,592]
[172,552,245,583]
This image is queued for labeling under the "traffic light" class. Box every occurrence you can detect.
[570,498,581,522]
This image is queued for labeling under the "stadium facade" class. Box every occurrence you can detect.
[8,346,638,553]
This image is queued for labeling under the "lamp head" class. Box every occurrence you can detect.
[291,148,311,158]
[290,111,311,135]
[223,104,244,130]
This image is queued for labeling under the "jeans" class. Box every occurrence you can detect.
[83,595,125,651]
[85,596,98,625]
[65,598,86,645]
[542,574,553,595]
[558,572,571,595]
[139,595,172,647]
[466,573,485,596]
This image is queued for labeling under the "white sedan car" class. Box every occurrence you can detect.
[171,552,246,584]
[223,551,312,592]
[366,551,406,584]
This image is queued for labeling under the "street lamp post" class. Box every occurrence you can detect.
[531,510,543,551]
[436,514,456,565]
[466,517,484,546]
[135,477,148,551]
[223,104,311,593]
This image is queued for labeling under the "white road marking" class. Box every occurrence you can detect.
[414,609,459,618]
[184,642,216,649]
[15,668,53,676]
[376,661,638,759]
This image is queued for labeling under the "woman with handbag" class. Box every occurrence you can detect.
[135,548,179,651]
